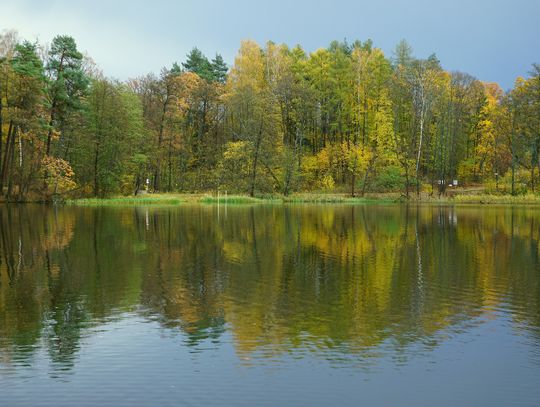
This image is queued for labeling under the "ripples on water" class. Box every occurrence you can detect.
[0,204,539,406]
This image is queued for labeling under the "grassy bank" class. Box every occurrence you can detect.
[65,194,190,206]
[65,192,397,206]
[451,193,540,205]
[62,192,540,206]
[198,194,279,204]
[282,193,396,203]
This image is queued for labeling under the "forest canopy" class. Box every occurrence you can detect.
[0,30,538,200]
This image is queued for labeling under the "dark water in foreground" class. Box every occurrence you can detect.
[0,204,539,406]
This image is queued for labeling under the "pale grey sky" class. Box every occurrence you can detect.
[1,0,538,89]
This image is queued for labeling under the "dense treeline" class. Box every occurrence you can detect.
[0,30,539,200]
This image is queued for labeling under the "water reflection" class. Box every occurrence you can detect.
[0,204,539,374]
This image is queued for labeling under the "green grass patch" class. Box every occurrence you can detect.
[66,195,186,206]
[198,194,276,204]
[452,193,540,205]
[283,193,394,204]
[65,192,399,206]
[64,192,540,207]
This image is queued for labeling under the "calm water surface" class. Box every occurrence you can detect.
[0,204,539,406]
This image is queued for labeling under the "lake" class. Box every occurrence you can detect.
[1,204,539,406]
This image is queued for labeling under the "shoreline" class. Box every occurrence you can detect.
[53,192,540,206]
[4,192,540,206]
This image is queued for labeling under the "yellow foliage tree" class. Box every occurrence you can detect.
[42,156,76,195]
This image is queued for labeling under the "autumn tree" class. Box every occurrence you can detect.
[75,78,144,196]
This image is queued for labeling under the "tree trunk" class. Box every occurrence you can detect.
[537,152,540,192]
[94,141,100,196]
[0,121,14,193]
[361,155,377,197]
[6,127,16,199]
[415,107,425,197]
[167,139,172,192]
[511,155,516,196]
[45,51,65,157]
[46,104,56,157]
[404,165,410,198]
[250,122,263,197]
[531,164,535,193]
[198,96,207,150]
[134,173,141,196]
[0,96,3,177]
[154,98,168,192]
[17,130,23,201]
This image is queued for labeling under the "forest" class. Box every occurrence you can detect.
[0,30,539,201]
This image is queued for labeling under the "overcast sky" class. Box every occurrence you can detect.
[1,0,538,89]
